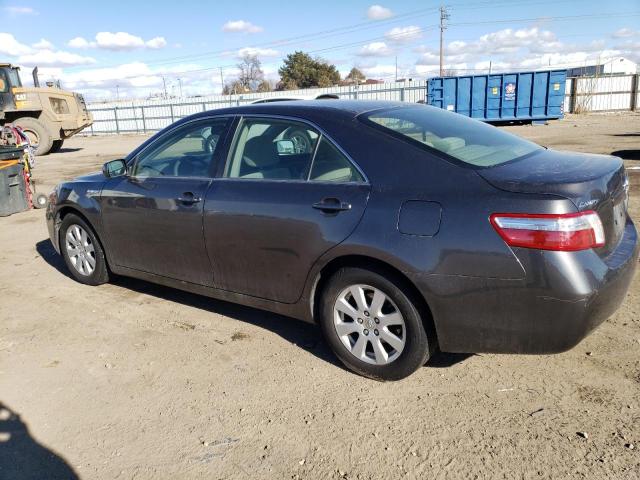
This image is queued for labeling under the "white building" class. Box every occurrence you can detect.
[567,57,637,77]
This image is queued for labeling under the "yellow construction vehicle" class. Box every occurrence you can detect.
[0,63,92,155]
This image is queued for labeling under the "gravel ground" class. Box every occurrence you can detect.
[0,112,639,479]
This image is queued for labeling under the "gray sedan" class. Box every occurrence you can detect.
[46,101,638,380]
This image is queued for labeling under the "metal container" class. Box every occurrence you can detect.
[0,147,28,216]
[427,70,567,123]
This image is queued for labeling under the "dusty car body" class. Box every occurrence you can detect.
[46,101,638,379]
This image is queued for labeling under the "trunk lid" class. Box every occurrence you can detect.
[478,149,629,255]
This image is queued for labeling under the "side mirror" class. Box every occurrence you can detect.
[276,139,295,154]
[102,159,127,178]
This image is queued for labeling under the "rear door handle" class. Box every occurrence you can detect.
[177,192,201,205]
[312,197,351,213]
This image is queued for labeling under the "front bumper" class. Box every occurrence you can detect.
[413,217,639,354]
[46,194,60,254]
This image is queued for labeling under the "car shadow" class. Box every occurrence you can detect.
[35,239,472,373]
[0,402,79,480]
[54,147,83,154]
[611,149,640,160]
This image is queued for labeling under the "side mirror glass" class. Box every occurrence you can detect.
[276,139,295,155]
[103,159,127,178]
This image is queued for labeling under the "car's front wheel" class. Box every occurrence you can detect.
[60,213,109,285]
[319,267,433,380]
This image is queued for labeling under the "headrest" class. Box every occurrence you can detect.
[243,137,279,168]
[433,136,465,153]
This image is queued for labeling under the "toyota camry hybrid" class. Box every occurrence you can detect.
[46,100,638,380]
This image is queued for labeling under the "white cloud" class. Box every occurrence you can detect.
[237,47,279,58]
[32,38,54,50]
[367,5,393,20]
[95,32,145,50]
[222,20,263,34]
[0,33,32,56]
[145,37,167,49]
[360,63,397,78]
[613,28,639,38]
[3,6,37,15]
[385,26,422,44]
[67,33,167,51]
[18,49,96,67]
[357,42,394,57]
[68,37,92,49]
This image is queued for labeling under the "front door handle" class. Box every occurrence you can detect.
[177,192,201,205]
[312,197,351,213]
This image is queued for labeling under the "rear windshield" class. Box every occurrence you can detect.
[362,106,542,167]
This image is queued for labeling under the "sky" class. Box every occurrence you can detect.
[0,0,638,101]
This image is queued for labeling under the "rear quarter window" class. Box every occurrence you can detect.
[361,106,542,167]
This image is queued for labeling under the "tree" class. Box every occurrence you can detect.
[237,54,264,91]
[277,51,341,90]
[345,67,366,84]
[222,80,248,95]
[256,79,272,92]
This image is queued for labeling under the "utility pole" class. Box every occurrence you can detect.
[219,67,225,94]
[178,78,183,98]
[162,76,168,99]
[439,5,449,77]
[116,84,120,101]
[395,56,398,82]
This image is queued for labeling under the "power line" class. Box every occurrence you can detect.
[62,0,595,73]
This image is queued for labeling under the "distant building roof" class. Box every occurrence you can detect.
[567,57,637,77]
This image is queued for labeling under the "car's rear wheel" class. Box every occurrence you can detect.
[59,214,109,285]
[319,267,433,380]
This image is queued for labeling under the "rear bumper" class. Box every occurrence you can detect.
[413,217,639,354]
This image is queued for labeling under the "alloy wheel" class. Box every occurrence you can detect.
[65,224,96,276]
[333,284,406,365]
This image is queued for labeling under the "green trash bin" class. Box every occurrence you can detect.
[0,147,29,217]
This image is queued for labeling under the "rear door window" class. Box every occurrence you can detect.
[224,117,366,183]
[225,118,319,180]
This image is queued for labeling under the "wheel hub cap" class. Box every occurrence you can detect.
[333,284,406,365]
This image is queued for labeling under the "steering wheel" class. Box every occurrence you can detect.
[284,128,313,154]
[173,157,210,177]
[137,164,164,176]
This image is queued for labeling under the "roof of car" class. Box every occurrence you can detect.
[196,99,412,120]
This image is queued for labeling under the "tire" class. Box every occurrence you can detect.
[33,193,48,209]
[14,117,53,156]
[50,139,64,153]
[318,267,433,381]
[59,213,109,285]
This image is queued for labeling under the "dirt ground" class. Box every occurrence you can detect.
[1,113,639,480]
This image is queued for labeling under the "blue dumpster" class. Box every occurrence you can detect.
[427,70,567,123]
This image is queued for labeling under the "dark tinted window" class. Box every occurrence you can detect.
[363,106,541,167]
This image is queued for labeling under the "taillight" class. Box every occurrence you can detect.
[490,211,605,251]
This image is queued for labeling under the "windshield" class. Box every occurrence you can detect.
[362,106,542,167]
[7,68,22,88]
